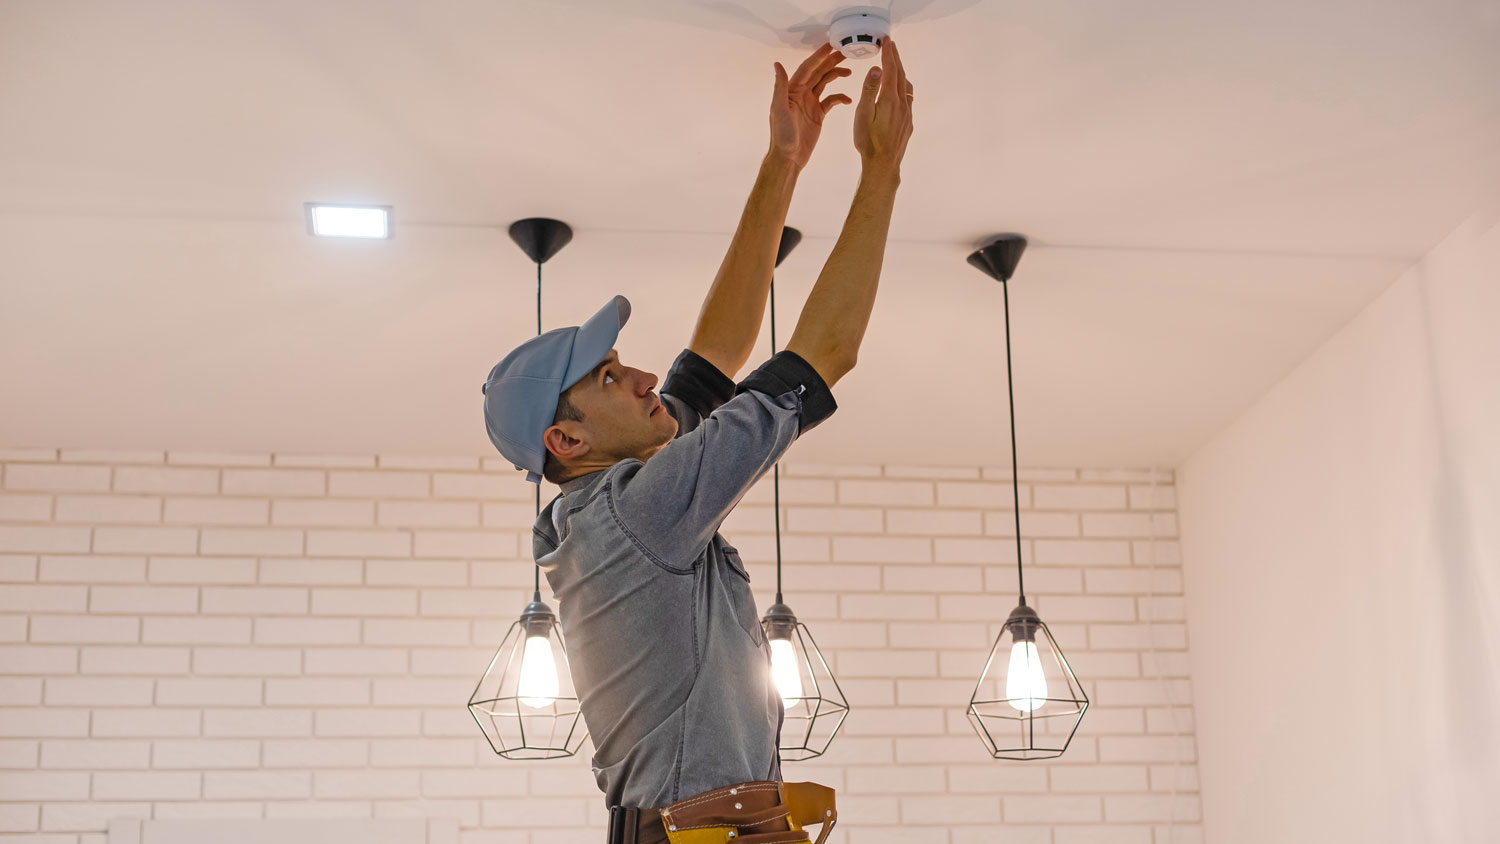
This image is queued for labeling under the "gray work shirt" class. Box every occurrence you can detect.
[532,349,837,810]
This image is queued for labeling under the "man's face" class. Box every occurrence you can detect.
[552,349,677,468]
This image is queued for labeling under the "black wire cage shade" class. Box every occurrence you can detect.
[962,235,1089,760]
[468,217,588,760]
[967,604,1089,760]
[468,594,589,759]
[763,600,850,761]
[760,226,849,761]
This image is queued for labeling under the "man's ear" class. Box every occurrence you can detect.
[543,422,589,462]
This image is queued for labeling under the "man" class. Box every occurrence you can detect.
[482,37,913,840]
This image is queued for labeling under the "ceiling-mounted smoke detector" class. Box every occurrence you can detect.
[827,7,890,59]
[552,1,981,50]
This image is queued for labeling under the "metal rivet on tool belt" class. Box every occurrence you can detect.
[727,833,736,839]
[826,810,832,816]
[668,826,676,832]
[729,788,736,795]
[734,803,742,810]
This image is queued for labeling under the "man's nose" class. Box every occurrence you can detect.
[633,369,658,395]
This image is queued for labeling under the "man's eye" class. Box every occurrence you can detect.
[603,374,616,385]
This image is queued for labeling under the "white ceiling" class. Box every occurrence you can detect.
[2,0,1498,468]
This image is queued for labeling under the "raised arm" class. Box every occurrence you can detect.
[689,43,852,378]
[785,38,913,388]
[687,153,796,378]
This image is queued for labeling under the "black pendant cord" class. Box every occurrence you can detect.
[534,261,543,600]
[1001,278,1026,606]
[771,279,784,603]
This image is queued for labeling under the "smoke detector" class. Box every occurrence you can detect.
[827,6,891,59]
[550,1,981,50]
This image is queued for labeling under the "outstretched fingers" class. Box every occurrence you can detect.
[876,38,899,103]
[792,42,843,88]
[820,93,853,114]
[855,62,882,123]
[812,66,853,97]
[884,40,912,119]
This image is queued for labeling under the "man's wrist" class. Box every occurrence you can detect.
[764,148,803,178]
[859,163,901,189]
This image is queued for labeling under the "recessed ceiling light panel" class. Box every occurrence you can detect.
[305,203,392,239]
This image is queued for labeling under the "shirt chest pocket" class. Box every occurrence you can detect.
[720,546,765,646]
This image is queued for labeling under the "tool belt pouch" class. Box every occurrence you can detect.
[659,781,837,844]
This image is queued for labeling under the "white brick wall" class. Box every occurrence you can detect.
[0,450,1201,844]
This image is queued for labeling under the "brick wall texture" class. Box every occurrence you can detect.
[0,448,1201,844]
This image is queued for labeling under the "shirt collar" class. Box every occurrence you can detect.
[558,469,606,496]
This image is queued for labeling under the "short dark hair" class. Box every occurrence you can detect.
[541,382,586,485]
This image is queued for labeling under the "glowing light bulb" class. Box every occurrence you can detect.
[770,637,804,705]
[517,634,559,709]
[1005,639,1048,712]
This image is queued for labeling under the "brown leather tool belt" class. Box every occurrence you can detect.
[607,781,837,844]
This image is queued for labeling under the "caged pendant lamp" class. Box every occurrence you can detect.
[963,235,1089,761]
[468,218,588,760]
[760,227,849,761]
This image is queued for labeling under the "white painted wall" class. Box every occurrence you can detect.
[1,453,1201,844]
[1179,207,1500,843]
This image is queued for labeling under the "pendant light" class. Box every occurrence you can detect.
[468,218,588,760]
[760,226,850,761]
[963,235,1089,760]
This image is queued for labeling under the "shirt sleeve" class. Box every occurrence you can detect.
[658,348,738,439]
[610,350,837,570]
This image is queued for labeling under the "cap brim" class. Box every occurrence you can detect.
[562,295,631,389]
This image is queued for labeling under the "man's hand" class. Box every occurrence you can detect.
[689,45,852,377]
[770,42,853,170]
[852,38,913,179]
[784,40,912,388]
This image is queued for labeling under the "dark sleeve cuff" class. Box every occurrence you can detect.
[734,349,838,432]
[661,348,736,419]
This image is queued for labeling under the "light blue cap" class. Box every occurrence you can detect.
[482,295,631,483]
